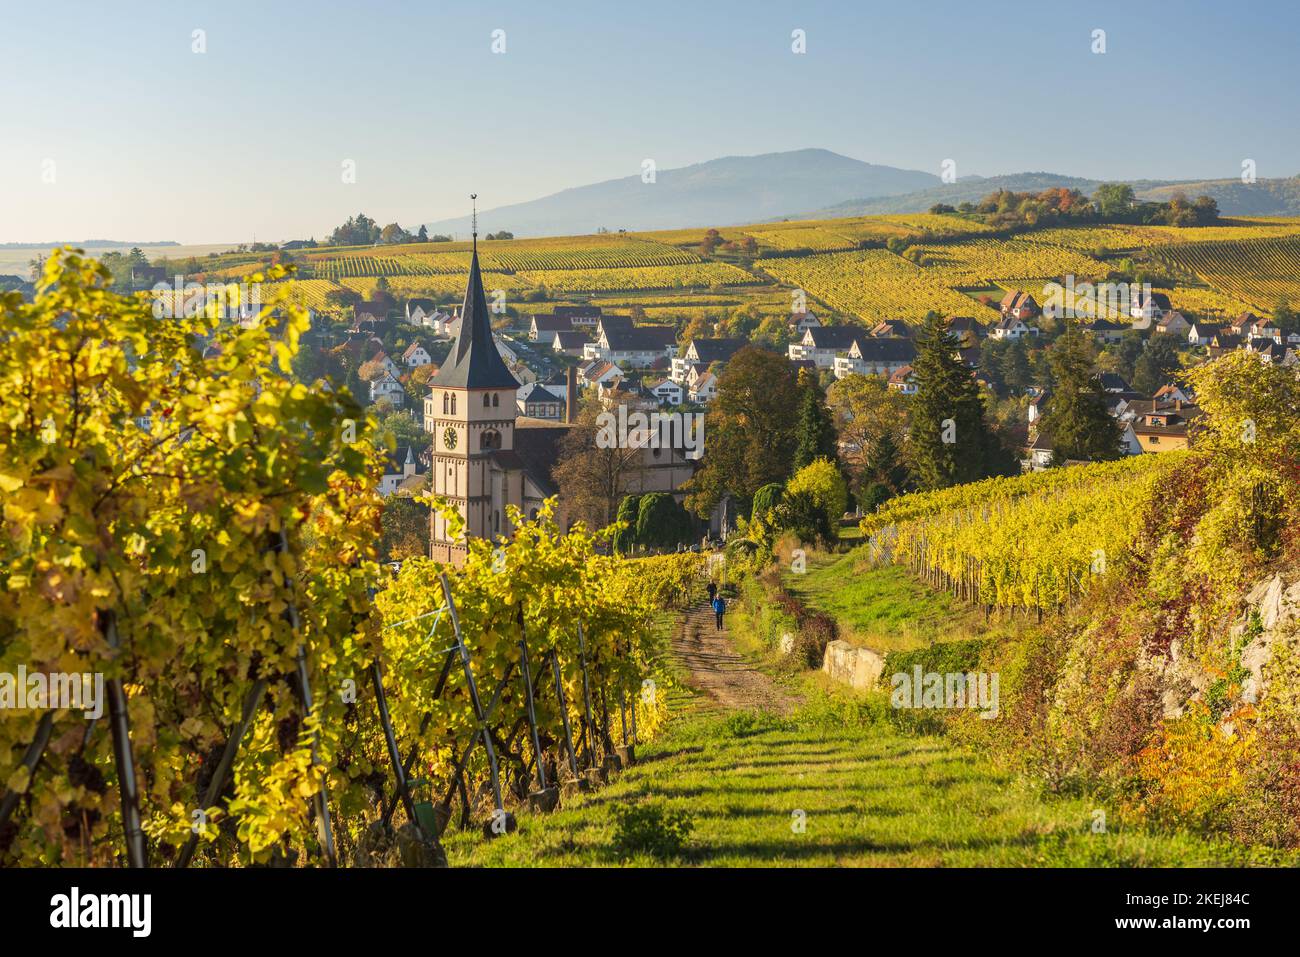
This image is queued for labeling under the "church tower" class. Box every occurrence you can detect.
[425,201,520,566]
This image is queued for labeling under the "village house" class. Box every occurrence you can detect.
[1130,289,1171,323]
[888,364,919,395]
[833,336,917,379]
[579,359,623,389]
[1153,383,1194,405]
[528,314,571,342]
[1084,318,1127,345]
[553,304,602,329]
[356,301,391,324]
[1026,432,1055,470]
[671,337,746,384]
[788,310,821,335]
[1187,322,1220,347]
[645,378,685,406]
[515,382,564,420]
[405,298,438,325]
[991,315,1031,340]
[366,368,406,407]
[788,325,863,368]
[430,310,461,338]
[1156,311,1192,336]
[999,291,1039,321]
[1098,372,1131,393]
[1127,398,1202,452]
[550,330,588,357]
[1248,339,1288,364]
[401,340,434,368]
[1208,332,1245,358]
[688,371,718,404]
[379,445,421,496]
[943,316,981,347]
[367,350,402,379]
[872,318,914,339]
[584,323,678,368]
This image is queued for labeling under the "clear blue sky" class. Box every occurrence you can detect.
[1,0,1296,243]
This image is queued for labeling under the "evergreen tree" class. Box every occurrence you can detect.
[612,494,640,554]
[908,312,1016,490]
[1131,332,1181,395]
[635,493,692,552]
[791,368,837,472]
[999,338,1032,395]
[751,483,784,523]
[861,431,911,506]
[1037,323,1123,465]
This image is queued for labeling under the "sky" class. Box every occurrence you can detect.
[1,0,1297,243]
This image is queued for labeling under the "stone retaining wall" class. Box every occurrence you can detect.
[821,639,885,691]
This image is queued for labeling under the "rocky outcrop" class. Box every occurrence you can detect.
[1157,572,1300,718]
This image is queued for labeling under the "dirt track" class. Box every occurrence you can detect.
[670,601,799,715]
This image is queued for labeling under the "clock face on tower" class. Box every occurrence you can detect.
[442,426,458,450]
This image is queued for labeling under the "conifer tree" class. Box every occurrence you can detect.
[909,312,1016,489]
[792,368,837,472]
[1038,322,1123,465]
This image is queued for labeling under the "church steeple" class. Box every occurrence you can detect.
[428,195,519,390]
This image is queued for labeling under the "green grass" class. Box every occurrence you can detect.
[782,550,996,654]
[440,689,1271,867]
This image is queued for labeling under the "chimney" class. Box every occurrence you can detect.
[565,365,578,424]
[1175,398,1182,411]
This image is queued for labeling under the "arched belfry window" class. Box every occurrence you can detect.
[492,393,499,408]
[450,393,457,414]
[483,393,491,407]
[442,392,449,414]
[481,429,502,451]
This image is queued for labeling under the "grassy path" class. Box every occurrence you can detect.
[441,589,1255,867]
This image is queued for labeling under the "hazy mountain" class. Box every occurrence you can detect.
[423,149,939,237]
[811,172,1300,218]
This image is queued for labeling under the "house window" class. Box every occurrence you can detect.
[493,510,500,532]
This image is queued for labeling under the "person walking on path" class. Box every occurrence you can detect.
[706,581,717,603]
[711,593,726,631]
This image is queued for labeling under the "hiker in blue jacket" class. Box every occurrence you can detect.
[711,593,726,631]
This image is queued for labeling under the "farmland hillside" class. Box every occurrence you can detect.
[821,173,1300,218]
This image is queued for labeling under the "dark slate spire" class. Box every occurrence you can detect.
[429,197,519,391]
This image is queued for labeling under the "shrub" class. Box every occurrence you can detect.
[751,482,784,523]
[882,637,991,686]
[609,803,695,861]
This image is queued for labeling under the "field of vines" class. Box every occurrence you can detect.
[0,252,711,868]
[912,238,1110,284]
[304,235,701,279]
[1153,235,1300,309]
[861,455,1184,611]
[517,261,760,292]
[760,249,998,322]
